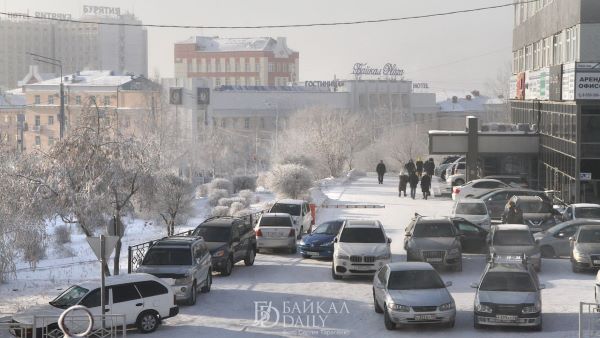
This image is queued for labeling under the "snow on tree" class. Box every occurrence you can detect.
[266,164,313,199]
[155,173,195,236]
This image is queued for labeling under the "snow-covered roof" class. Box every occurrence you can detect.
[436,91,506,113]
[27,71,136,87]
[0,91,26,107]
[178,36,297,54]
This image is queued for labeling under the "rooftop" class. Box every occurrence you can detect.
[177,36,297,54]
[26,70,140,87]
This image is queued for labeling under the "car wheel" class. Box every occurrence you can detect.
[455,179,465,186]
[373,289,383,314]
[332,265,342,280]
[290,246,297,254]
[454,260,463,272]
[221,257,234,276]
[532,316,542,331]
[384,307,396,330]
[447,320,455,328]
[136,310,160,334]
[297,227,303,240]
[187,283,197,305]
[302,253,311,258]
[201,270,212,293]
[244,248,256,266]
[541,246,555,258]
[474,320,483,330]
[572,261,582,273]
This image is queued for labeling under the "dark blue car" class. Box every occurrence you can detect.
[298,220,344,259]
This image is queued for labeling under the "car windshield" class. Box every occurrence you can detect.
[387,270,445,290]
[519,200,551,213]
[455,203,487,215]
[313,221,343,235]
[576,208,600,219]
[577,229,600,243]
[259,216,292,227]
[49,285,89,309]
[493,230,533,246]
[479,272,536,292]
[193,226,231,242]
[339,228,385,243]
[413,223,455,237]
[142,248,192,265]
[270,203,301,216]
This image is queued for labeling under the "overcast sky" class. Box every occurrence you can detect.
[3,0,514,94]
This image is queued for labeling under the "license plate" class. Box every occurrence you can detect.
[354,265,373,270]
[496,315,517,321]
[426,258,443,263]
[414,314,436,321]
[265,232,284,238]
[593,260,600,265]
[305,251,320,256]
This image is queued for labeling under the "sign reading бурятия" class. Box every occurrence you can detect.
[352,63,404,77]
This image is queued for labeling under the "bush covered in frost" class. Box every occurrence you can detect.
[229,202,246,216]
[209,178,233,194]
[54,225,72,245]
[232,176,256,192]
[208,189,230,207]
[238,190,255,207]
[266,164,313,199]
[218,197,245,208]
[211,206,230,217]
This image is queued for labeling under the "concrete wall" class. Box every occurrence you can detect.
[580,23,600,61]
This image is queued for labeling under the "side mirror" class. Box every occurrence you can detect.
[445,281,453,287]
[470,282,479,289]
[557,232,564,238]
[569,236,575,242]
[387,237,392,244]
[539,283,546,290]
[334,238,338,243]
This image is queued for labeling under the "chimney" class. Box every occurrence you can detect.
[452,96,458,103]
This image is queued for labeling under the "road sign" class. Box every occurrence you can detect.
[581,172,593,181]
[87,235,119,261]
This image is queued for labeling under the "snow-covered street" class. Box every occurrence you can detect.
[2,174,595,337]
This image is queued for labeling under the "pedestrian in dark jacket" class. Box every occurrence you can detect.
[420,174,432,200]
[416,158,424,177]
[408,172,419,199]
[398,172,408,197]
[376,160,387,184]
[503,201,524,224]
[424,158,435,177]
[405,159,416,175]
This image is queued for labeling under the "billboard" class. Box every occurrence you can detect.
[562,62,575,100]
[575,62,600,100]
[516,72,526,100]
[549,65,563,101]
[509,75,517,99]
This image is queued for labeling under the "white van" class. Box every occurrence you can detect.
[269,199,313,239]
[11,273,178,335]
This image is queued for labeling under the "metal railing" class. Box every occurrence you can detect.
[579,302,600,338]
[2,314,125,338]
[127,209,267,273]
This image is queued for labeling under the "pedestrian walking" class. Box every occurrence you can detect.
[420,174,432,200]
[376,160,387,184]
[398,171,409,197]
[503,200,524,224]
[405,159,416,175]
[408,171,419,199]
[424,158,435,177]
[416,158,424,177]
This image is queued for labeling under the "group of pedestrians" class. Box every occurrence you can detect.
[375,158,436,200]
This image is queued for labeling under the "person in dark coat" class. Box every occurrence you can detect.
[503,201,524,224]
[416,158,424,177]
[398,171,409,197]
[424,158,435,177]
[376,160,387,184]
[408,171,419,199]
[420,174,432,200]
[405,159,416,175]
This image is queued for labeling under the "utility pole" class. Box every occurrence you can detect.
[27,52,64,139]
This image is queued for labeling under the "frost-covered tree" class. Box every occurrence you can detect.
[155,174,195,236]
[266,164,313,199]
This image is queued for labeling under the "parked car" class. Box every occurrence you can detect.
[192,216,256,276]
[332,220,391,279]
[445,157,465,179]
[269,199,313,238]
[136,236,212,305]
[562,203,600,221]
[476,189,550,220]
[255,213,297,254]
[452,179,509,201]
[471,255,544,331]
[451,217,489,253]
[10,274,178,336]
[483,175,529,188]
[299,219,344,259]
[533,219,600,258]
[373,262,455,330]
[487,224,541,271]
[451,199,492,230]
[436,156,461,180]
[502,195,560,232]
[595,270,600,303]
[570,224,600,273]
[404,216,462,272]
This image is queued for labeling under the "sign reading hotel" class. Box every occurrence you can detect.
[35,12,72,20]
[83,5,121,16]
[575,62,600,100]
[351,63,404,78]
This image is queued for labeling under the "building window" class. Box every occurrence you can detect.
[225,77,230,85]
[104,96,110,106]
[221,119,226,128]
[47,95,54,104]
[48,137,55,146]
[216,60,222,72]
[256,78,261,86]
[35,136,40,146]
[235,62,240,72]
[48,116,54,125]
[268,63,274,72]
[34,95,40,104]
[276,63,281,72]
[225,62,231,72]
[207,61,212,72]
[35,115,40,126]
[256,62,261,72]
[76,96,81,105]
[260,117,265,129]
[244,118,250,129]
[245,63,251,72]
[215,78,221,87]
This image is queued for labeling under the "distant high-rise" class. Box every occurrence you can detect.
[0,8,147,90]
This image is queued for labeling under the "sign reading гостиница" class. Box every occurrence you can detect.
[351,63,404,77]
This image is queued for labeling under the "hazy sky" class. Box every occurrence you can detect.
[3,0,514,94]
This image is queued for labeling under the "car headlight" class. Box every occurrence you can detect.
[522,303,541,314]
[336,253,349,260]
[475,303,493,313]
[376,252,391,260]
[388,303,410,312]
[322,240,334,246]
[439,302,455,311]
[175,274,193,285]
[573,248,589,262]
[299,240,306,246]
[448,248,460,255]
[212,249,225,258]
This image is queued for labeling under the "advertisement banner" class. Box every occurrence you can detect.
[516,72,525,100]
[525,71,537,100]
[575,62,600,100]
[539,67,549,100]
[549,65,563,101]
[509,75,517,99]
[562,62,575,101]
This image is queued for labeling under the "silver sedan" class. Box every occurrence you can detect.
[534,219,600,258]
[372,262,456,330]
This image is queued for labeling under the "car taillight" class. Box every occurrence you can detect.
[256,229,263,237]
[453,187,461,194]
[288,229,295,237]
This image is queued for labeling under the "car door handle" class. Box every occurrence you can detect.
[136,303,143,307]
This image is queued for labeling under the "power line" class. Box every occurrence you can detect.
[0,1,538,30]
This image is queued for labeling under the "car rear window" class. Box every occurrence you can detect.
[455,203,487,215]
[493,230,533,246]
[142,248,192,265]
[577,208,600,219]
[339,228,385,243]
[413,223,455,237]
[479,272,536,292]
[270,203,301,216]
[259,216,292,227]
[387,270,445,290]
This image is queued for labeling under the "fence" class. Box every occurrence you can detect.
[579,302,600,338]
[1,314,126,338]
[127,209,267,273]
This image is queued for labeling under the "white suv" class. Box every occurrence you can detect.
[332,220,392,279]
[269,199,313,238]
[11,273,178,335]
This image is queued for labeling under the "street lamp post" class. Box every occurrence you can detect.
[27,52,64,139]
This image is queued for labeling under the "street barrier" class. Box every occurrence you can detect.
[579,302,600,338]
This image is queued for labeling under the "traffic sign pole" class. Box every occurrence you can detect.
[100,234,106,330]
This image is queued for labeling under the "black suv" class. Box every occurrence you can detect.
[192,216,257,276]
